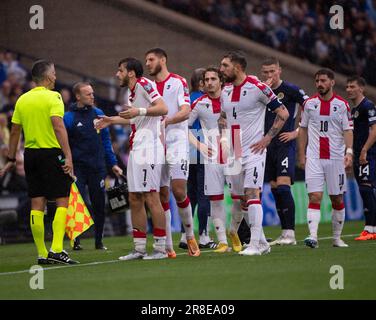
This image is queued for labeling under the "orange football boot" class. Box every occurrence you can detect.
[187,238,201,257]
[355,230,374,241]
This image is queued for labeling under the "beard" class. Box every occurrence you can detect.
[120,76,129,88]
[148,63,162,76]
[223,73,236,83]
[318,87,330,96]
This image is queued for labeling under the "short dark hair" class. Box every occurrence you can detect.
[31,60,54,83]
[203,67,224,85]
[118,58,143,78]
[262,57,280,66]
[223,51,247,71]
[347,76,366,87]
[145,47,168,60]
[72,82,92,96]
[315,68,335,80]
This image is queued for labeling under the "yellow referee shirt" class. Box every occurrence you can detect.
[12,86,64,149]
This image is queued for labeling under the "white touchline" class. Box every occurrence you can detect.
[0,233,365,277]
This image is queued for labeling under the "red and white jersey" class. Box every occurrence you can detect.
[300,94,353,160]
[155,73,190,147]
[189,94,223,163]
[221,75,282,158]
[127,77,163,151]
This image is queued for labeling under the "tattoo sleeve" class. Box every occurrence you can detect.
[266,106,288,138]
[218,111,227,135]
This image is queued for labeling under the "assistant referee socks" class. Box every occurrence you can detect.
[30,210,48,258]
[51,207,67,253]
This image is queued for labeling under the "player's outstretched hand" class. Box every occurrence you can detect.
[279,131,298,143]
[95,115,112,129]
[119,106,139,119]
[250,135,272,154]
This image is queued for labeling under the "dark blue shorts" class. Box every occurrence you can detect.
[354,156,376,187]
[265,143,296,183]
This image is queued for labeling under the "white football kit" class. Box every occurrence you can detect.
[221,76,283,195]
[126,77,164,193]
[155,73,190,186]
[301,94,353,195]
[189,94,227,196]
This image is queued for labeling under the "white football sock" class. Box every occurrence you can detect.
[332,204,345,240]
[247,200,263,248]
[162,203,173,250]
[177,197,194,239]
[210,200,227,244]
[230,200,243,234]
[307,204,321,240]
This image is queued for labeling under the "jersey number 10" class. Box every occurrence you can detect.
[320,121,329,132]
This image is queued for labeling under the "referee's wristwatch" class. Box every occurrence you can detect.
[6,156,16,163]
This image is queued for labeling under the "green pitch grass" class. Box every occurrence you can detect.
[0,220,375,300]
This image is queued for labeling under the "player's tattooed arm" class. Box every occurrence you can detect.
[218,111,227,135]
[251,105,289,154]
[266,105,289,138]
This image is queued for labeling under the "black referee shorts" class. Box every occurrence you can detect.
[24,148,72,199]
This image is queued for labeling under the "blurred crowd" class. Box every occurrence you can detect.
[150,0,376,85]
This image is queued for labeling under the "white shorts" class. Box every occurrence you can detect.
[225,152,266,196]
[127,148,163,193]
[243,153,266,189]
[160,142,189,187]
[305,158,346,195]
[204,163,226,196]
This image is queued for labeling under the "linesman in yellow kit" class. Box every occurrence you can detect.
[0,60,78,265]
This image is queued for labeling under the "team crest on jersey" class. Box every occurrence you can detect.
[333,106,337,112]
[354,111,359,118]
[167,85,171,90]
[143,83,153,94]
[206,103,210,108]
[277,92,284,100]
[369,109,376,117]
[243,91,247,96]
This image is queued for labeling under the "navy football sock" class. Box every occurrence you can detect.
[275,185,296,231]
[359,185,376,227]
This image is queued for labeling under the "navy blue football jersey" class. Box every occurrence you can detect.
[351,97,376,157]
[264,81,308,147]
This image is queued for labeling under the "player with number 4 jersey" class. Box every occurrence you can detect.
[219,52,289,256]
